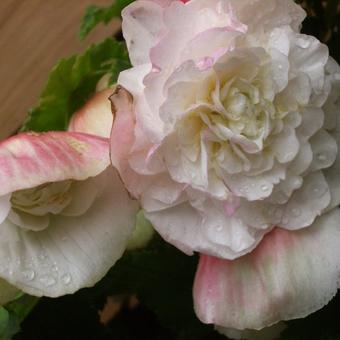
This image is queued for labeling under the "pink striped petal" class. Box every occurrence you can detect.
[194,208,340,330]
[68,89,114,138]
[0,132,110,196]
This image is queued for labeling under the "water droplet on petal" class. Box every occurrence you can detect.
[240,186,249,194]
[312,184,328,198]
[39,275,56,287]
[296,37,309,48]
[292,177,303,189]
[61,273,72,285]
[38,253,47,261]
[51,264,58,272]
[22,269,35,281]
[261,184,269,191]
[317,152,327,162]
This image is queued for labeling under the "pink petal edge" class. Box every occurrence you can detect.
[194,209,340,330]
[0,131,110,196]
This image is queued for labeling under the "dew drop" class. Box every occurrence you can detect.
[39,275,57,287]
[22,269,35,282]
[38,253,47,261]
[190,171,197,180]
[317,152,327,162]
[296,38,309,48]
[292,177,303,189]
[312,184,327,198]
[61,273,72,285]
[51,264,59,272]
[240,186,249,194]
[261,184,269,191]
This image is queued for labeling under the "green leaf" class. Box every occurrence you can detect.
[21,38,130,132]
[79,0,134,40]
[0,295,39,339]
[0,307,20,340]
[0,308,10,336]
[5,295,39,325]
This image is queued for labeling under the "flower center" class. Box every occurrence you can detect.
[11,180,72,216]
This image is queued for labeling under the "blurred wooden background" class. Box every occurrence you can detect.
[0,0,118,139]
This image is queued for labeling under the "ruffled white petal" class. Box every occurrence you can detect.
[0,169,138,297]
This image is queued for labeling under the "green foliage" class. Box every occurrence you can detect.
[21,38,130,132]
[0,295,38,339]
[79,0,134,40]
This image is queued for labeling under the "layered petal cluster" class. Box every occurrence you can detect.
[0,131,138,298]
[111,0,340,333]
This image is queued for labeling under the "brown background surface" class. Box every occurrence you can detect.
[0,0,118,139]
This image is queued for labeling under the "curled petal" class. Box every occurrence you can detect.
[68,89,114,138]
[0,132,110,196]
[0,168,139,297]
[194,208,340,330]
[110,86,136,172]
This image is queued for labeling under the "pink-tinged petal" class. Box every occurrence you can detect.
[194,208,340,330]
[0,132,110,196]
[110,86,136,172]
[122,0,166,65]
[0,168,139,297]
[68,89,114,138]
[0,278,19,305]
[223,195,240,217]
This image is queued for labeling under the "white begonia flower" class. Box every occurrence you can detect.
[109,0,340,333]
[0,131,138,298]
